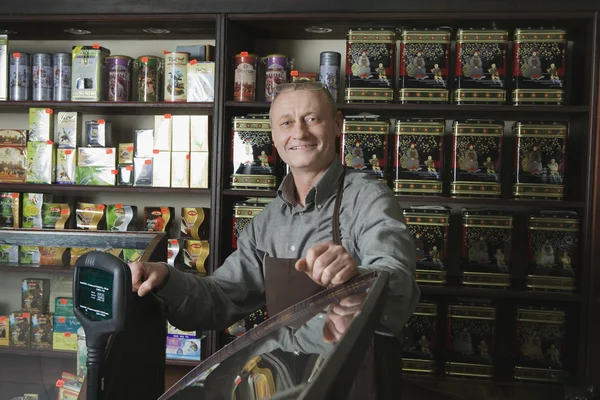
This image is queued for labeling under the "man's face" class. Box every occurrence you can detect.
[270,89,342,173]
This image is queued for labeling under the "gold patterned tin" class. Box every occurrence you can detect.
[230,114,277,189]
[514,308,567,382]
[232,197,273,249]
[526,211,579,292]
[402,302,437,374]
[394,119,444,195]
[454,29,508,104]
[403,206,450,284]
[344,28,395,103]
[341,114,389,180]
[513,122,567,200]
[462,209,513,287]
[446,304,496,378]
[399,29,451,104]
[512,29,567,105]
[451,120,503,197]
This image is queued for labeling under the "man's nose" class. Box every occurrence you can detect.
[292,121,309,139]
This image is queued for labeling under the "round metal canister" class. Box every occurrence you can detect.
[9,52,30,101]
[233,52,258,102]
[106,55,133,102]
[263,54,288,102]
[32,53,53,101]
[319,51,341,102]
[164,52,189,102]
[134,55,163,102]
[53,52,71,101]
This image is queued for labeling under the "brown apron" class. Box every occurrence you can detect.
[263,169,346,317]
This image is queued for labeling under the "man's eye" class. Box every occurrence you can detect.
[281,121,292,126]
[306,117,318,123]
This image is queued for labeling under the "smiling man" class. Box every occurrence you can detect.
[128,81,418,339]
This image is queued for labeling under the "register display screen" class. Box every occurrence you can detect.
[78,267,114,321]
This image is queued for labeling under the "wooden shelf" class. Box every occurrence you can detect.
[0,183,211,195]
[166,359,201,367]
[0,264,73,274]
[0,347,76,359]
[225,101,588,119]
[397,196,585,210]
[223,189,278,198]
[420,285,582,302]
[0,101,214,115]
[405,373,563,390]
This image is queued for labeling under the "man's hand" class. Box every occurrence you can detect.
[295,241,359,287]
[128,261,170,297]
[323,293,365,343]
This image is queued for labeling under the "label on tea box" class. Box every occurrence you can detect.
[26,141,55,184]
[9,312,31,348]
[107,205,136,231]
[0,147,27,183]
[144,206,173,233]
[118,143,134,164]
[77,147,116,167]
[181,207,209,240]
[0,245,18,263]
[39,246,68,265]
[56,149,76,184]
[55,112,80,148]
[76,203,105,230]
[0,192,19,228]
[20,245,41,264]
[0,316,8,346]
[118,164,134,186]
[22,279,48,312]
[31,313,53,349]
[28,108,53,142]
[0,129,27,146]
[42,203,70,229]
[183,239,209,274]
[55,297,74,316]
[22,193,49,229]
[76,166,116,186]
[134,158,153,186]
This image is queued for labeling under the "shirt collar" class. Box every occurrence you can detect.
[277,156,345,210]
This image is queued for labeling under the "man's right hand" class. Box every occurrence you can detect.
[128,261,170,297]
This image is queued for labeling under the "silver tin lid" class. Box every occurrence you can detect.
[320,51,341,65]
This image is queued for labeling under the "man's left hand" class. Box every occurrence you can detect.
[295,241,359,287]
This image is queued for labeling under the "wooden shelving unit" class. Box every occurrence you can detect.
[0,101,214,115]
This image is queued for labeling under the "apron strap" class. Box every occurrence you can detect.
[332,168,346,246]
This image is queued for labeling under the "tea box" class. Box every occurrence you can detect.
[230,114,277,189]
[76,203,106,230]
[70,248,95,265]
[77,147,116,168]
[399,29,451,104]
[513,122,567,199]
[143,206,174,235]
[20,246,41,264]
[291,71,319,82]
[117,164,134,186]
[394,119,445,194]
[0,245,18,263]
[172,115,191,152]
[71,45,110,101]
[344,28,395,103]
[22,193,53,229]
[56,149,76,184]
[9,312,31,348]
[526,211,579,292]
[166,322,202,361]
[133,158,153,186]
[341,114,389,181]
[181,207,210,240]
[191,115,210,152]
[41,203,70,229]
[514,308,567,382]
[187,61,215,102]
[0,146,26,183]
[190,151,208,188]
[446,304,496,378]
[0,192,19,228]
[31,313,53,349]
[21,278,50,313]
[172,152,191,188]
[0,34,6,101]
[167,239,181,268]
[38,246,67,266]
[28,108,53,142]
[451,120,503,197]
[83,120,112,147]
[106,205,137,232]
[164,51,189,102]
[183,239,209,274]
[461,209,513,287]
[118,143,134,164]
[0,129,27,146]
[0,315,8,346]
[135,129,154,157]
[402,302,437,374]
[55,297,74,316]
[76,167,116,186]
[152,150,171,187]
[232,197,273,248]
[26,141,55,184]
[55,111,80,148]
[53,315,81,351]
[454,29,509,104]
[153,116,171,151]
[403,206,450,284]
[512,29,567,105]
[123,248,143,263]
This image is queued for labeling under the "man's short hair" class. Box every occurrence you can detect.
[269,83,338,120]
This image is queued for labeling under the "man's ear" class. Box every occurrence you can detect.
[335,111,343,137]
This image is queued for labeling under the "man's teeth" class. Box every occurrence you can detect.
[292,145,316,150]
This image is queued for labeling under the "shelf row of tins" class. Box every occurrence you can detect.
[231,114,568,200]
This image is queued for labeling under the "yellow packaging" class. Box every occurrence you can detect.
[190,115,209,151]
[22,193,52,229]
[118,143,134,164]
[70,248,95,265]
[76,203,106,230]
[0,146,27,183]
[0,316,8,346]
[20,245,41,264]
[152,151,171,187]
[154,115,172,151]
[190,152,209,188]
[172,115,190,151]
[181,207,210,239]
[39,247,68,266]
[184,239,209,274]
[171,152,190,188]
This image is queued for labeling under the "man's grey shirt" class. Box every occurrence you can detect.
[158,157,420,334]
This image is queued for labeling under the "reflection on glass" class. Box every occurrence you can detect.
[159,273,376,400]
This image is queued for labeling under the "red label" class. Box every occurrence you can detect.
[92,44,100,49]
[64,332,72,338]
[111,169,118,175]
[65,149,72,155]
[126,166,133,171]
[60,299,68,305]
[186,153,190,160]
[240,51,249,57]
[290,70,299,76]
[170,239,178,245]
[0,316,5,322]
[144,159,152,165]
[164,114,172,119]
[11,193,18,199]
[46,108,53,114]
[98,119,105,125]
[22,312,30,318]
[192,244,201,248]
[106,149,113,154]
[127,146,134,152]
[61,208,70,215]
[161,207,169,214]
[56,379,65,388]
[190,59,197,65]
[163,50,168,55]
[12,52,20,58]
[46,140,53,145]
[116,203,123,208]
[153,149,160,154]
[142,57,149,63]
[98,204,105,210]
[58,317,66,323]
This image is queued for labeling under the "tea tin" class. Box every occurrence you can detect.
[514,308,567,382]
[402,302,438,374]
[10,52,30,101]
[461,209,513,287]
[53,52,71,101]
[319,51,341,102]
[134,55,163,102]
[230,114,277,189]
[526,211,579,292]
[446,304,496,378]
[233,52,258,102]
[513,121,567,200]
[71,45,110,101]
[106,55,133,102]
[263,54,289,102]
[341,114,389,180]
[32,53,53,101]
[512,28,567,105]
[232,197,272,249]
[164,52,189,102]
[451,120,503,197]
[454,29,508,104]
[394,118,445,195]
[399,29,451,104]
[403,206,450,285]
[0,147,26,183]
[345,28,394,103]
[0,35,7,101]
